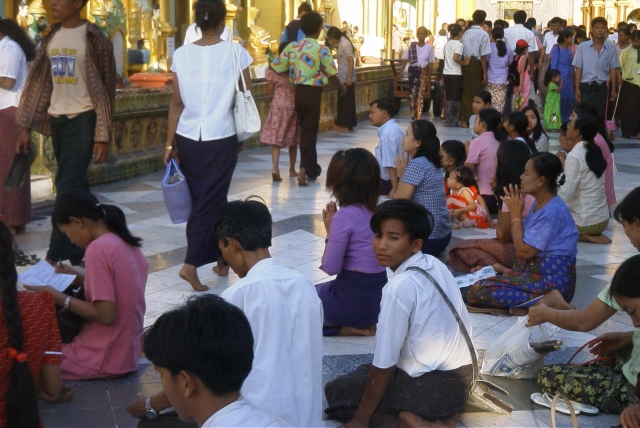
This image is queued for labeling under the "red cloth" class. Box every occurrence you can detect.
[0,292,62,426]
[0,106,31,227]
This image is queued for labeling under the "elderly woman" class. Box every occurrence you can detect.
[327,26,357,131]
[163,0,253,290]
[557,113,610,244]
[465,152,578,312]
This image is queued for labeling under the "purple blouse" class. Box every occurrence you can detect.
[320,204,386,275]
[487,42,514,84]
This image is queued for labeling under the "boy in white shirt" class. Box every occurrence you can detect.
[325,199,473,428]
[143,294,287,428]
[369,98,404,198]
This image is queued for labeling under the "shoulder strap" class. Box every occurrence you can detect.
[231,39,247,94]
[406,266,479,381]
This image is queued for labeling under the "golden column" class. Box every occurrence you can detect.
[385,0,393,58]
[615,0,631,23]
[225,0,242,38]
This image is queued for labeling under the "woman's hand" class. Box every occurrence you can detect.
[500,184,524,218]
[37,384,73,403]
[163,146,178,166]
[556,150,566,169]
[345,76,353,87]
[23,284,57,295]
[393,153,409,179]
[589,332,634,356]
[464,140,471,154]
[620,403,640,428]
[54,264,83,285]
[323,201,337,234]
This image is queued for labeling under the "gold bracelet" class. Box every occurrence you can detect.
[165,146,173,151]
[511,219,523,225]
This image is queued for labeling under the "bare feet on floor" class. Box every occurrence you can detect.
[390,411,458,428]
[297,168,308,186]
[212,259,229,277]
[337,325,377,336]
[492,262,512,275]
[289,169,298,177]
[179,264,209,291]
[271,170,282,182]
[578,233,612,244]
[539,288,574,310]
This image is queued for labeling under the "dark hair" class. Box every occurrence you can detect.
[572,102,613,152]
[370,199,433,243]
[618,27,631,37]
[52,190,142,248]
[484,20,493,28]
[522,105,548,144]
[492,27,507,56]
[327,26,355,52]
[326,148,380,212]
[549,17,563,26]
[370,98,397,118]
[506,111,537,153]
[441,140,466,166]
[618,21,629,29]
[575,29,587,41]
[475,90,492,105]
[493,141,531,206]
[478,108,507,141]
[448,24,462,38]
[298,2,312,14]
[529,152,565,193]
[556,29,573,44]
[513,10,527,24]
[631,30,640,40]
[494,19,506,29]
[0,222,38,428]
[514,42,528,55]
[573,114,607,178]
[591,17,608,29]
[560,121,568,135]
[215,198,272,251]
[144,294,254,396]
[608,255,640,300]
[613,187,640,225]
[300,11,323,36]
[0,18,35,61]
[195,0,226,32]
[411,120,441,167]
[526,17,537,27]
[544,68,561,87]
[451,166,479,189]
[472,10,487,25]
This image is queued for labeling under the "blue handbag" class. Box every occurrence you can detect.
[162,159,192,224]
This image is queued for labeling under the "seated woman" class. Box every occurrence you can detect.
[325,200,473,427]
[465,153,578,311]
[527,187,640,418]
[503,111,538,153]
[557,113,610,244]
[25,190,148,380]
[522,106,549,152]
[448,141,534,272]
[316,149,387,337]
[0,221,71,427]
[394,120,452,256]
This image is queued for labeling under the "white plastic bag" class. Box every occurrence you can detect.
[481,316,549,379]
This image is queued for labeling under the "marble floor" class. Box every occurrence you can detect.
[16,108,640,427]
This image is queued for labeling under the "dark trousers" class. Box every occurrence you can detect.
[47,111,97,264]
[295,85,323,179]
[175,134,238,267]
[619,81,640,138]
[482,194,499,215]
[336,83,357,129]
[580,82,608,120]
[421,231,452,256]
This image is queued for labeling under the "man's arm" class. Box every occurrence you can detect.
[341,366,395,428]
[574,67,583,102]
[126,391,172,419]
[387,167,398,198]
[481,54,488,83]
[528,52,535,77]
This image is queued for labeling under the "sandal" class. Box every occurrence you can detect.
[531,392,580,415]
[544,392,599,416]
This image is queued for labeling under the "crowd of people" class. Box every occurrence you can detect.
[2,0,640,427]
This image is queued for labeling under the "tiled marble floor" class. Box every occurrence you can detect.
[17,108,640,427]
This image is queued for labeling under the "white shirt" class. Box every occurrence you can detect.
[461,25,491,58]
[202,398,290,427]
[504,24,538,51]
[375,118,404,180]
[543,32,559,55]
[433,35,448,60]
[443,39,464,75]
[0,36,28,110]
[221,258,324,427]
[402,43,435,67]
[373,252,473,376]
[183,23,232,45]
[557,142,609,227]
[170,40,252,141]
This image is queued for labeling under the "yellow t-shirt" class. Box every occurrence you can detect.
[619,46,640,88]
[598,282,640,386]
[47,23,95,116]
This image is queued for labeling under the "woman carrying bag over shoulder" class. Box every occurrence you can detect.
[163,0,253,292]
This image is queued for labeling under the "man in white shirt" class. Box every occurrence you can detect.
[325,199,473,427]
[460,10,491,127]
[539,17,562,99]
[504,10,537,81]
[369,98,404,198]
[142,294,287,428]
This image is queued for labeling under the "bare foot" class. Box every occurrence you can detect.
[289,169,298,177]
[578,233,612,244]
[391,411,458,428]
[337,325,377,336]
[469,265,483,273]
[492,263,512,275]
[297,170,308,186]
[334,125,349,131]
[539,289,574,310]
[212,259,229,277]
[179,264,209,291]
[271,170,282,182]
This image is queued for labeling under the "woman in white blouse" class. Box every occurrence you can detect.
[557,114,610,244]
[163,0,253,291]
[327,26,357,131]
[0,18,34,235]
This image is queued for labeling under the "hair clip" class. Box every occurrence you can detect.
[204,11,209,20]
[555,171,565,186]
[8,348,28,363]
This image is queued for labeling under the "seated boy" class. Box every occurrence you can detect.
[143,294,286,427]
[324,199,474,427]
[127,199,324,427]
[369,98,404,198]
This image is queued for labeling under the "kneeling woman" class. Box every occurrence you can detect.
[465,153,578,310]
[316,149,387,336]
[25,190,148,380]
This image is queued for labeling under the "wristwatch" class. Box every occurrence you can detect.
[145,397,158,420]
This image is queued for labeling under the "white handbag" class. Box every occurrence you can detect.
[231,40,261,141]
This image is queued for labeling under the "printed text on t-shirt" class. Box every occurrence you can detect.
[50,48,79,84]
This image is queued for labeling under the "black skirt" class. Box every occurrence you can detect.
[336,84,357,128]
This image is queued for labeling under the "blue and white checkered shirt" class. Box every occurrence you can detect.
[375,119,405,181]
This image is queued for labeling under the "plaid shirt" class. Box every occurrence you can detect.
[272,38,338,86]
[15,21,115,142]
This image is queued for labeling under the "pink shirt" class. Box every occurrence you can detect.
[594,133,616,206]
[466,131,500,195]
[62,233,148,376]
[502,194,536,218]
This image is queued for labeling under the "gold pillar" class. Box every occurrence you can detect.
[363,0,369,34]
[225,0,242,37]
[385,0,393,58]
[158,0,177,69]
[416,0,423,26]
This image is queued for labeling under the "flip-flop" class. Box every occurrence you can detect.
[531,392,581,415]
[543,392,599,416]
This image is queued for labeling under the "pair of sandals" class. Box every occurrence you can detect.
[531,392,599,416]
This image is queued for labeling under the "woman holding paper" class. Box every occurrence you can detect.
[24,190,148,380]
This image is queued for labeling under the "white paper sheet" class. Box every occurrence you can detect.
[454,266,497,288]
[18,260,76,292]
